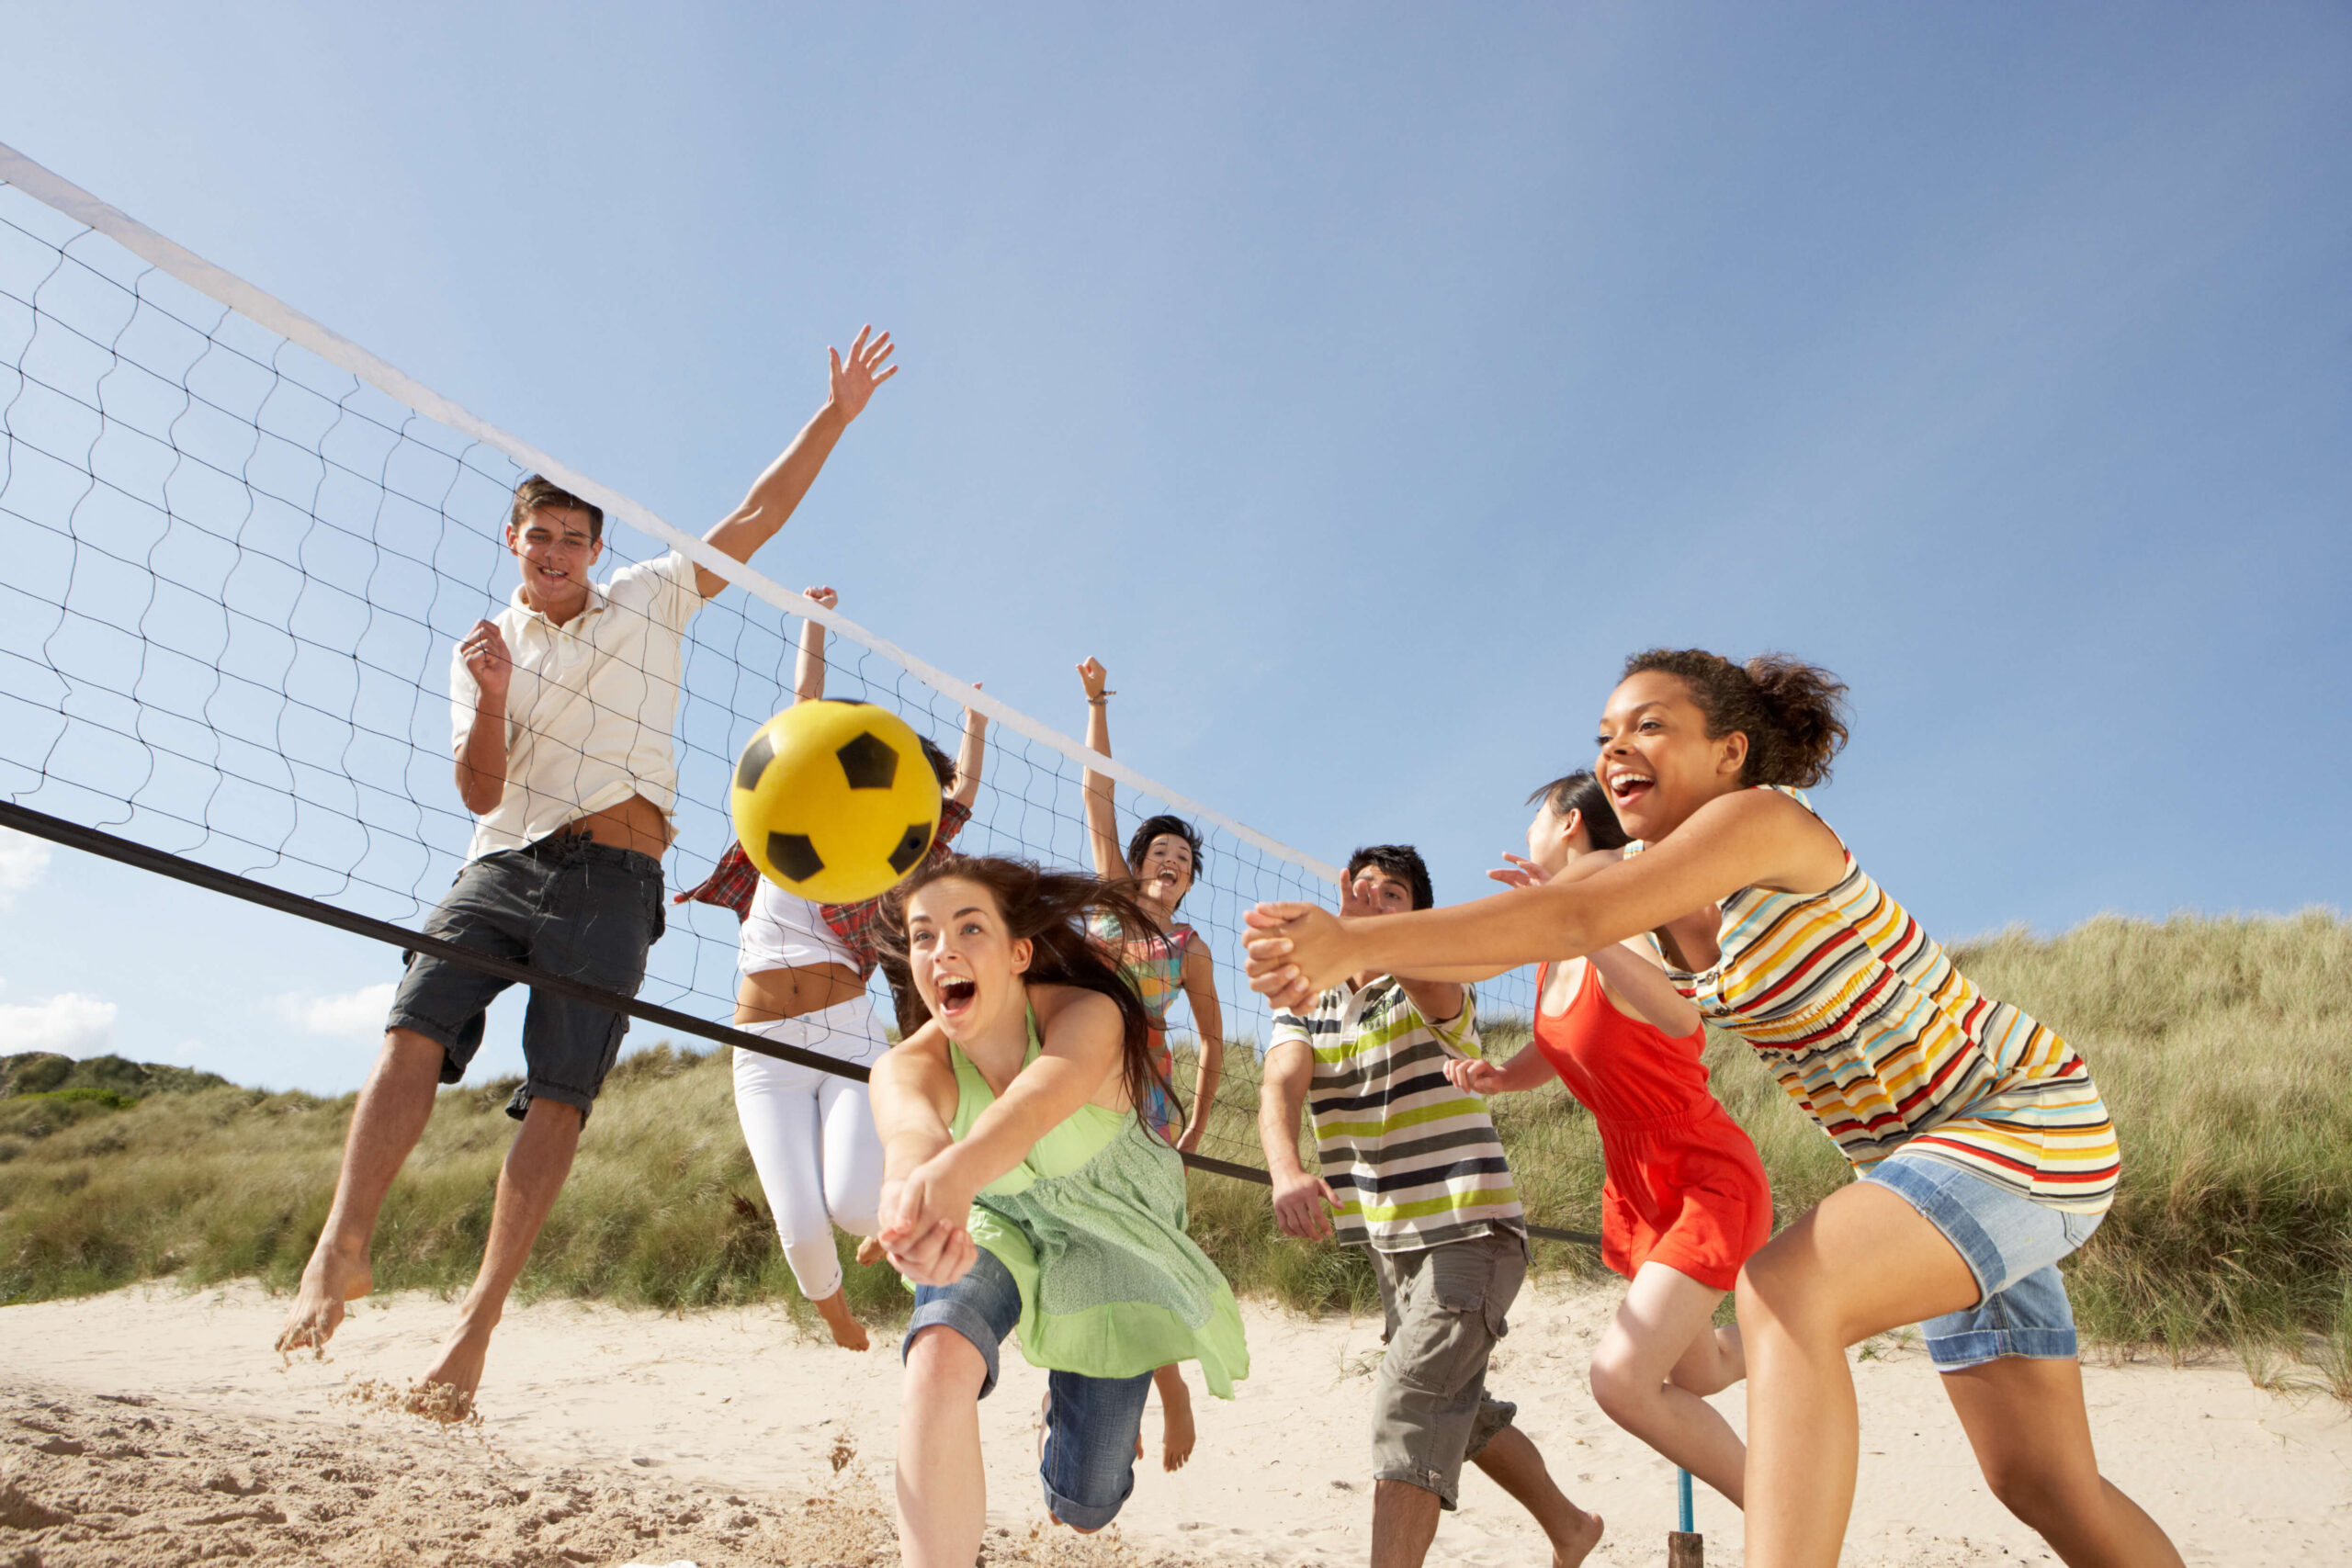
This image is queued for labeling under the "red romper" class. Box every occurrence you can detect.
[1532,958,1773,1291]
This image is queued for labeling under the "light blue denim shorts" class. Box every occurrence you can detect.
[1861,1150,2105,1371]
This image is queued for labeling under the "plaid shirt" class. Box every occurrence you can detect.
[673,798,973,979]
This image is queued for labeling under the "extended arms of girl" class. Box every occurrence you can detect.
[874,990,1127,1279]
[1247,789,1838,1010]
[868,1038,977,1285]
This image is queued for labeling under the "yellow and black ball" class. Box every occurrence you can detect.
[729,700,943,904]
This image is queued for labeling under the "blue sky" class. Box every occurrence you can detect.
[1,4,2346,1094]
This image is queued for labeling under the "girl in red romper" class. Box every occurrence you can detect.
[1443,769,1771,1510]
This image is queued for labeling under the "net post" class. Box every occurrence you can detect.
[1669,1466,1702,1564]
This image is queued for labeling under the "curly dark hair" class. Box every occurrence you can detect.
[1622,649,1850,789]
[1526,770,1631,852]
[876,855,1170,1128]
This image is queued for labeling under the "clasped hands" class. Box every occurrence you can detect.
[875,1155,980,1286]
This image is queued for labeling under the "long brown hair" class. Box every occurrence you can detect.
[878,855,1170,1127]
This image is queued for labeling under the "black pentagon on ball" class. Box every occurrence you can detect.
[835,730,899,790]
[768,832,825,883]
[735,729,775,793]
[888,821,933,875]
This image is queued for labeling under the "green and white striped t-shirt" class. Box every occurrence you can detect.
[1270,977,1524,1253]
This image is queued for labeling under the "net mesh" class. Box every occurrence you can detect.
[0,171,1539,1179]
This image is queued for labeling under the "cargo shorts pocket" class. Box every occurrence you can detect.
[1389,1263,1498,1398]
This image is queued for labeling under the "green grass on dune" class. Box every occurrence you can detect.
[2,913,2346,1390]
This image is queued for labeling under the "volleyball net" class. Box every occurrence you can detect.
[0,142,1567,1233]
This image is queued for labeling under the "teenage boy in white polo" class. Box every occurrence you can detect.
[1259,844,1603,1568]
[276,328,898,1405]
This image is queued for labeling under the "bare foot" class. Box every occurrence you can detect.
[854,1235,885,1268]
[1555,1508,1604,1568]
[1153,1364,1195,1471]
[275,1238,371,1359]
[416,1315,494,1412]
[812,1289,870,1352]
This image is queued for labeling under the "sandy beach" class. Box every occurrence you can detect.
[1,1278,2345,1566]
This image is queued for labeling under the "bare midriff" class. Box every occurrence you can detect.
[570,793,674,860]
[735,963,867,1025]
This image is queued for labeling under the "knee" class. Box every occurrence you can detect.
[901,1325,986,1401]
[1736,1248,1826,1343]
[1981,1462,2098,1533]
[1586,1347,1650,1426]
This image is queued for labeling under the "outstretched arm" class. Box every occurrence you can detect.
[791,585,836,705]
[1076,657,1127,880]
[951,688,987,809]
[879,990,1125,1256]
[694,327,898,600]
[870,1036,976,1284]
[1246,788,1845,1012]
[1173,944,1224,1155]
[1441,1043,1555,1098]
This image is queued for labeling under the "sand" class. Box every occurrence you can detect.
[0,1279,2346,1566]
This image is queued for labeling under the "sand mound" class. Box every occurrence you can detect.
[0,1385,1214,1568]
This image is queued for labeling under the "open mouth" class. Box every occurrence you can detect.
[935,976,978,1014]
[1608,770,1656,808]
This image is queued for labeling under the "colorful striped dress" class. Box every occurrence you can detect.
[1629,786,2119,1214]
[1086,913,1197,1141]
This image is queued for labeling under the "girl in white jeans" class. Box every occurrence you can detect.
[734,875,891,1348]
[708,584,987,1349]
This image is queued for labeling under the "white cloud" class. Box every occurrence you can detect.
[268,983,397,1040]
[0,829,51,913]
[0,992,119,1058]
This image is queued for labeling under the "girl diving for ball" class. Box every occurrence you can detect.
[674,587,986,1349]
[870,855,1247,1568]
[1435,768,1770,1509]
[1244,651,2181,1568]
[1075,655,1227,1469]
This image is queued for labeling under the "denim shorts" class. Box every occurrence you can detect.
[386,831,665,1122]
[901,1247,1153,1532]
[1862,1150,2105,1371]
[1369,1229,1525,1510]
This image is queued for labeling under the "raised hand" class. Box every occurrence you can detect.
[459,619,513,703]
[1243,902,1352,1012]
[828,326,898,423]
[1076,657,1113,703]
[1487,852,1555,890]
[802,584,839,611]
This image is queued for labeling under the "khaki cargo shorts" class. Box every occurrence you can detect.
[1368,1228,1528,1508]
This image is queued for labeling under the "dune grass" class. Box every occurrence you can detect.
[2,913,2346,1389]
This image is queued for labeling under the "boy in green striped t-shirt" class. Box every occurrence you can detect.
[1259,845,1602,1568]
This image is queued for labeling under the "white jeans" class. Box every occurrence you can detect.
[731,996,888,1302]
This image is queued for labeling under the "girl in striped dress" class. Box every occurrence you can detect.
[1439,769,1770,1509]
[1075,656,1227,1470]
[1075,657,1225,1152]
[1242,650,2181,1568]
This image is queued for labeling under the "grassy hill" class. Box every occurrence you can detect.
[2,912,2346,1391]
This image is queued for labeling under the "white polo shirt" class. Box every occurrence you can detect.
[451,549,704,863]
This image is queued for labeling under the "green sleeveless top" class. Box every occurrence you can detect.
[944,1010,1249,1396]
